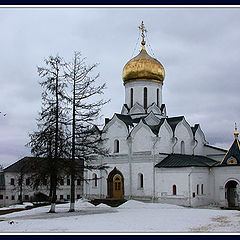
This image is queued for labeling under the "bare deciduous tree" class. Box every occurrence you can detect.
[64,52,109,212]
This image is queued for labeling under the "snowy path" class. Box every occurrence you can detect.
[0,200,239,233]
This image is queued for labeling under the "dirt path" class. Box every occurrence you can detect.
[189,214,240,232]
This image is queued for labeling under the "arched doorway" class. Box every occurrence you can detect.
[107,168,124,199]
[225,180,239,207]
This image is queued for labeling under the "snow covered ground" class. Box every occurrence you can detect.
[0,200,240,233]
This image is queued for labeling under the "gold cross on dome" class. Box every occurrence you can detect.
[139,21,147,46]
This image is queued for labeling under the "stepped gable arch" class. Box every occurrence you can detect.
[144,111,161,126]
[174,117,194,140]
[192,124,207,144]
[158,118,174,138]
[147,103,161,115]
[129,102,145,115]
[130,118,156,139]
[102,113,130,136]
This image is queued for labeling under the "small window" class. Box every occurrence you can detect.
[192,192,195,198]
[144,87,147,109]
[60,195,64,200]
[67,179,70,185]
[173,185,177,195]
[92,174,97,187]
[114,139,120,153]
[201,184,204,194]
[24,195,29,200]
[197,184,199,195]
[67,195,70,200]
[77,194,81,199]
[0,195,3,200]
[10,178,15,185]
[60,179,64,185]
[26,178,30,186]
[138,173,144,189]
[77,179,81,186]
[11,195,15,200]
[130,88,133,108]
[5,196,8,199]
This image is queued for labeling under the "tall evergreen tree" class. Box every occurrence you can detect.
[27,55,70,213]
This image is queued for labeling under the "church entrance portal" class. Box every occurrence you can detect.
[107,168,124,199]
[225,180,239,208]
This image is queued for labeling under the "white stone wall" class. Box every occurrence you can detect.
[103,116,129,155]
[125,81,163,109]
[131,124,155,153]
[193,129,205,156]
[174,120,194,155]
[155,167,213,207]
[156,122,173,154]
[211,166,240,207]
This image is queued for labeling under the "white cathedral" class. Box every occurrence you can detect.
[1,22,240,209]
[84,22,240,208]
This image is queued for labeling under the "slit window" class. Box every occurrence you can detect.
[130,88,133,108]
[138,173,144,189]
[173,185,177,195]
[157,88,159,107]
[144,87,147,109]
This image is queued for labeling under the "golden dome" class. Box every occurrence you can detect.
[122,46,165,84]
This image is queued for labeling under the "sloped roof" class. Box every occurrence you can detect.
[191,124,199,137]
[166,116,184,133]
[143,118,165,135]
[220,138,240,166]
[113,114,199,137]
[115,114,134,127]
[4,157,84,173]
[155,154,218,168]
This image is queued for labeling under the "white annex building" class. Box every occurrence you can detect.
[84,22,240,208]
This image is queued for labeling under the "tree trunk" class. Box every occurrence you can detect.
[69,59,76,212]
[69,174,75,212]
[49,176,57,213]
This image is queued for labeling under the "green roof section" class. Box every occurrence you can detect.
[115,114,134,127]
[155,154,218,168]
[166,116,184,133]
[220,138,240,166]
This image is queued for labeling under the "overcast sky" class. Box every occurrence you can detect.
[1,7,240,167]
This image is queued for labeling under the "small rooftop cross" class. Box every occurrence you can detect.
[234,122,239,139]
[139,21,147,46]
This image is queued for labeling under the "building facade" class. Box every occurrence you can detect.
[1,22,240,209]
[84,22,240,208]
